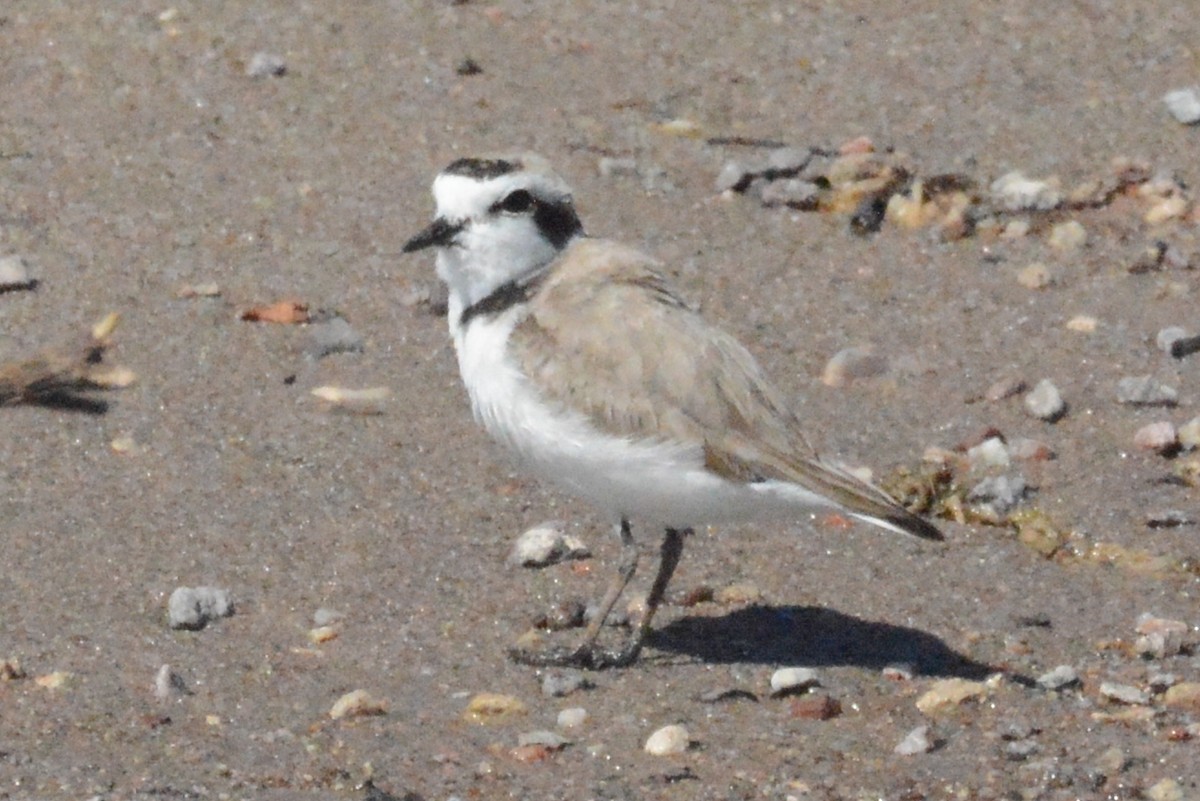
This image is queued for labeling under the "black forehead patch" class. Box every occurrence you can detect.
[443,157,521,180]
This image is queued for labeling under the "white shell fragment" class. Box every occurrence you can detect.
[644,723,690,756]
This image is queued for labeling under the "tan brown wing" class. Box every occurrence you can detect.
[510,238,941,541]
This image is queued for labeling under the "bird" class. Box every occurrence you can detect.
[403,153,942,669]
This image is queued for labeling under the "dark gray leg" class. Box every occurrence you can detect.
[510,523,689,670]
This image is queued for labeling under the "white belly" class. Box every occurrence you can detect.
[452,310,837,530]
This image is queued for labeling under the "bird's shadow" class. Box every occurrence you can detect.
[651,604,1004,681]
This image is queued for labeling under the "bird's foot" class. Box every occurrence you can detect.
[508,639,642,670]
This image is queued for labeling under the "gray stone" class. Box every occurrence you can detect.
[168,586,233,630]
[1116,375,1177,407]
[306,316,364,359]
[1163,87,1200,124]
[1036,665,1080,691]
[1025,379,1066,421]
[894,724,933,755]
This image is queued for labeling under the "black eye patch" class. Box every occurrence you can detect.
[493,189,535,214]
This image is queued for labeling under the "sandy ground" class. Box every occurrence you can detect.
[3,2,1200,799]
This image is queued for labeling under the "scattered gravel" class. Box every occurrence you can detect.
[167,586,233,630]
[893,724,934,755]
[1024,379,1066,421]
[1115,375,1177,406]
[643,723,690,756]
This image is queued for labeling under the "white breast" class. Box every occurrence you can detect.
[450,311,836,529]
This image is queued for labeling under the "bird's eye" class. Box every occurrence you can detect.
[497,189,534,214]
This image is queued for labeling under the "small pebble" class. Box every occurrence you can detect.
[167,586,233,630]
[916,678,989,715]
[643,723,689,756]
[508,522,590,567]
[313,607,343,626]
[1098,681,1149,706]
[0,255,37,290]
[1135,614,1188,658]
[517,730,568,749]
[882,663,914,682]
[597,157,638,179]
[990,171,1062,211]
[789,694,841,720]
[894,724,933,755]
[769,667,820,697]
[1163,682,1200,713]
[967,474,1027,516]
[1024,379,1066,422]
[1163,87,1200,124]
[153,664,187,702]
[1179,417,1200,450]
[556,707,588,731]
[246,51,286,77]
[1147,672,1177,692]
[1116,375,1177,406]
[1009,437,1055,461]
[1095,744,1129,775]
[1156,327,1188,355]
[715,161,754,193]
[1133,421,1178,454]
[1047,220,1086,252]
[966,437,1010,470]
[821,345,888,387]
[541,670,590,698]
[463,693,527,724]
[1036,665,1080,691]
[760,179,820,209]
[1016,262,1054,289]
[305,316,364,359]
[329,689,387,719]
[1146,778,1185,801]
[984,376,1027,402]
[1065,315,1097,333]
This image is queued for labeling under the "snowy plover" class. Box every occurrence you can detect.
[404,153,942,669]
